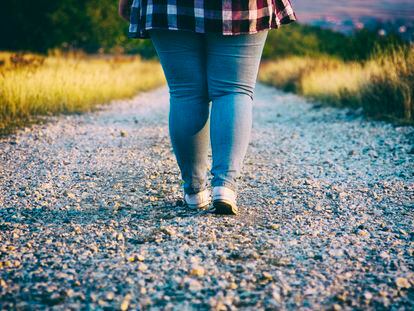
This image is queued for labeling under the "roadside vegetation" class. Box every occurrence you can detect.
[259,24,413,124]
[1,9,412,132]
[0,51,165,134]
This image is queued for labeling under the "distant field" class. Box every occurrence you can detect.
[0,51,165,134]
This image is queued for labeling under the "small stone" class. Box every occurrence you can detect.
[190,266,205,277]
[98,299,107,307]
[395,277,411,289]
[272,288,282,303]
[358,229,370,237]
[113,201,122,210]
[270,224,280,230]
[262,272,273,281]
[0,279,7,288]
[120,294,132,311]
[120,131,127,137]
[314,205,324,211]
[17,191,26,197]
[188,279,202,291]
[329,249,344,258]
[399,229,408,236]
[333,304,342,311]
[364,291,373,300]
[138,263,148,272]
[161,227,176,236]
[66,289,75,298]
[65,192,76,200]
[379,251,390,260]
[229,282,238,290]
[106,292,115,300]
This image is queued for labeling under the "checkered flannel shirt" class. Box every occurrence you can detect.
[128,0,297,39]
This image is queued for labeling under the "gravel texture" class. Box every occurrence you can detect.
[0,83,413,310]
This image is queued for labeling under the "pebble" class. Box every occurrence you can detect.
[106,292,115,301]
[269,224,280,230]
[160,227,176,237]
[358,229,370,237]
[262,272,273,281]
[190,266,205,277]
[0,84,412,310]
[395,277,411,289]
[187,279,202,292]
[120,294,131,311]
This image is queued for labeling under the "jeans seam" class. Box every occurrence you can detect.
[211,180,236,192]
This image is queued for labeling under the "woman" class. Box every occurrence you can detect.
[119,0,296,215]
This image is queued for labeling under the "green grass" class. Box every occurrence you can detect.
[262,23,406,61]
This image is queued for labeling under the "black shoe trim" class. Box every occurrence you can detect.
[213,200,238,215]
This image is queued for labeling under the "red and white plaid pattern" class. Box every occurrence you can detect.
[129,0,297,39]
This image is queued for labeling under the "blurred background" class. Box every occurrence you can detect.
[0,0,413,134]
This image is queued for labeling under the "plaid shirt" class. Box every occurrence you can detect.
[128,0,297,39]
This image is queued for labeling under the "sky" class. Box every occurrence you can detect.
[292,0,414,22]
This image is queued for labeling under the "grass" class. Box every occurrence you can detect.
[262,23,406,61]
[259,46,414,124]
[0,51,165,134]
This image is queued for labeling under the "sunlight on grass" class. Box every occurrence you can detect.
[0,51,165,132]
[259,56,343,93]
[300,61,380,104]
[259,46,414,123]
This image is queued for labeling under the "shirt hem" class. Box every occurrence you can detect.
[128,19,297,40]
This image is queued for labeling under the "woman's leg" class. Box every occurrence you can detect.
[149,29,210,194]
[206,30,268,191]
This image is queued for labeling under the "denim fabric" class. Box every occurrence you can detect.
[148,29,268,194]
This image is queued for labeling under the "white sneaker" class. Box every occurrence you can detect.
[184,189,211,209]
[212,186,238,215]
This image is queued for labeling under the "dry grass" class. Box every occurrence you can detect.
[259,56,343,93]
[259,46,414,123]
[0,51,165,133]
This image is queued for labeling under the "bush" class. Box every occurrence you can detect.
[259,46,414,123]
[263,23,407,61]
[360,46,414,121]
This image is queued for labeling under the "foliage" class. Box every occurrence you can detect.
[259,46,414,123]
[1,2,405,61]
[263,23,407,61]
[0,0,156,57]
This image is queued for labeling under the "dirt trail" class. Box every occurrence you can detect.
[0,84,413,309]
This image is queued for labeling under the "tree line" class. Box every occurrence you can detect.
[0,0,154,57]
[1,0,405,60]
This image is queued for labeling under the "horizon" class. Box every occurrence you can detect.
[292,0,414,23]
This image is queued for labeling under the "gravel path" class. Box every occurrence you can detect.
[1,84,413,310]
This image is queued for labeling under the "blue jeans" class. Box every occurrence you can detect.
[149,29,268,194]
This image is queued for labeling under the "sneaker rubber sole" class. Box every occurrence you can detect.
[186,201,211,210]
[213,199,238,215]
